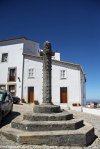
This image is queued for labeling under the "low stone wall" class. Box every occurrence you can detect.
[57,104,100,115]
[83,107,100,116]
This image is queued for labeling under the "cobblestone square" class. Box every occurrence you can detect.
[0,104,100,149]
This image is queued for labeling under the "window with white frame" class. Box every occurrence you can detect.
[60,70,67,79]
[1,53,8,62]
[28,68,35,78]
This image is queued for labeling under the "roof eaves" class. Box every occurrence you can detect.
[0,37,39,46]
[0,37,27,43]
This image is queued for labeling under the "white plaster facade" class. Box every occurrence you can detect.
[23,54,86,106]
[0,37,39,98]
[0,37,86,107]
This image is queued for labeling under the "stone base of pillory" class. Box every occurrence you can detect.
[1,110,96,146]
[33,104,61,113]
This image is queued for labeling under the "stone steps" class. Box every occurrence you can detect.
[0,109,96,146]
[11,117,84,131]
[1,123,95,146]
[23,111,73,121]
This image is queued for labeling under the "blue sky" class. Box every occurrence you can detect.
[0,0,100,100]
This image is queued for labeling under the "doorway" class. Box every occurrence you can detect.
[60,87,67,103]
[28,87,34,103]
[8,85,16,96]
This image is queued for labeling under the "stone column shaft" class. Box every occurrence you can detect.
[42,41,53,104]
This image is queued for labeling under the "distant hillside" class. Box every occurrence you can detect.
[86,99,100,104]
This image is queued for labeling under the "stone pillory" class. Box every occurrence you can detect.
[42,41,54,104]
[33,41,60,113]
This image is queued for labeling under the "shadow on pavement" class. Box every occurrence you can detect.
[13,103,23,105]
[0,111,21,128]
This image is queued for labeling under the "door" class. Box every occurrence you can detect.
[28,87,34,103]
[60,87,67,103]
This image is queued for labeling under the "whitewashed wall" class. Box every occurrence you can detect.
[0,43,23,97]
[23,57,84,106]
[52,62,81,105]
[0,39,40,99]
[23,57,43,103]
[52,52,60,61]
[83,107,100,116]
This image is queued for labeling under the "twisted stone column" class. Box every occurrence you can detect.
[33,41,60,113]
[42,41,52,104]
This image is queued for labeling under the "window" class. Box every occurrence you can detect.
[8,68,16,82]
[1,53,8,62]
[60,70,67,79]
[28,68,35,78]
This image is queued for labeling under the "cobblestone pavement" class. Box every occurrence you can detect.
[0,104,100,149]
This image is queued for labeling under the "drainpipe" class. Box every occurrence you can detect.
[21,53,24,100]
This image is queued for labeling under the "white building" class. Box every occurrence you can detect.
[0,37,40,98]
[23,54,86,107]
[0,37,86,107]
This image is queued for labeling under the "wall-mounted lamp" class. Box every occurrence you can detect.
[18,77,21,82]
